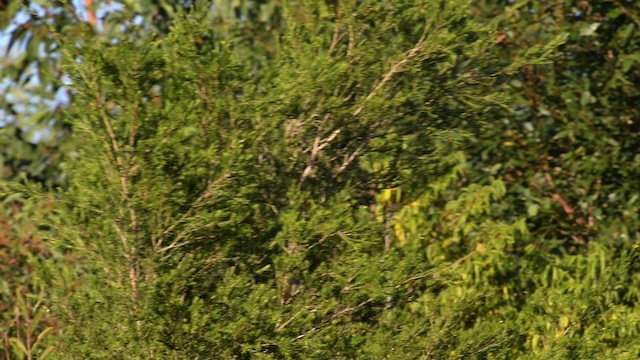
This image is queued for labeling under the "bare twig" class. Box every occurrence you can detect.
[299,114,341,187]
[334,137,368,176]
[347,25,355,57]
[332,298,373,319]
[307,233,334,250]
[112,223,138,302]
[352,24,430,118]
[294,327,317,341]
[275,310,304,332]
[95,88,130,199]
[129,262,139,303]
[551,193,574,220]
[395,251,477,289]
[329,0,343,54]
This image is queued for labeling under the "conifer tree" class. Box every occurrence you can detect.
[42,1,561,357]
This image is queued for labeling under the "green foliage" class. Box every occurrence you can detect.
[37,0,558,358]
[469,0,640,251]
[0,191,60,359]
[2,0,640,359]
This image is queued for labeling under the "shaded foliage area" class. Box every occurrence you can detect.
[469,0,640,252]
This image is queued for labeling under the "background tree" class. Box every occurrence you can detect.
[469,0,640,252]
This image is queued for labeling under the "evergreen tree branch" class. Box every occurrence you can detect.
[275,309,304,332]
[299,115,341,187]
[85,72,140,304]
[334,136,368,176]
[352,23,431,118]
[157,173,231,252]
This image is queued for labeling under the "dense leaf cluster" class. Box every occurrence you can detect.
[1,0,639,359]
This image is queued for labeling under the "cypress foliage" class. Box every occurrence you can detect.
[43,1,559,358]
